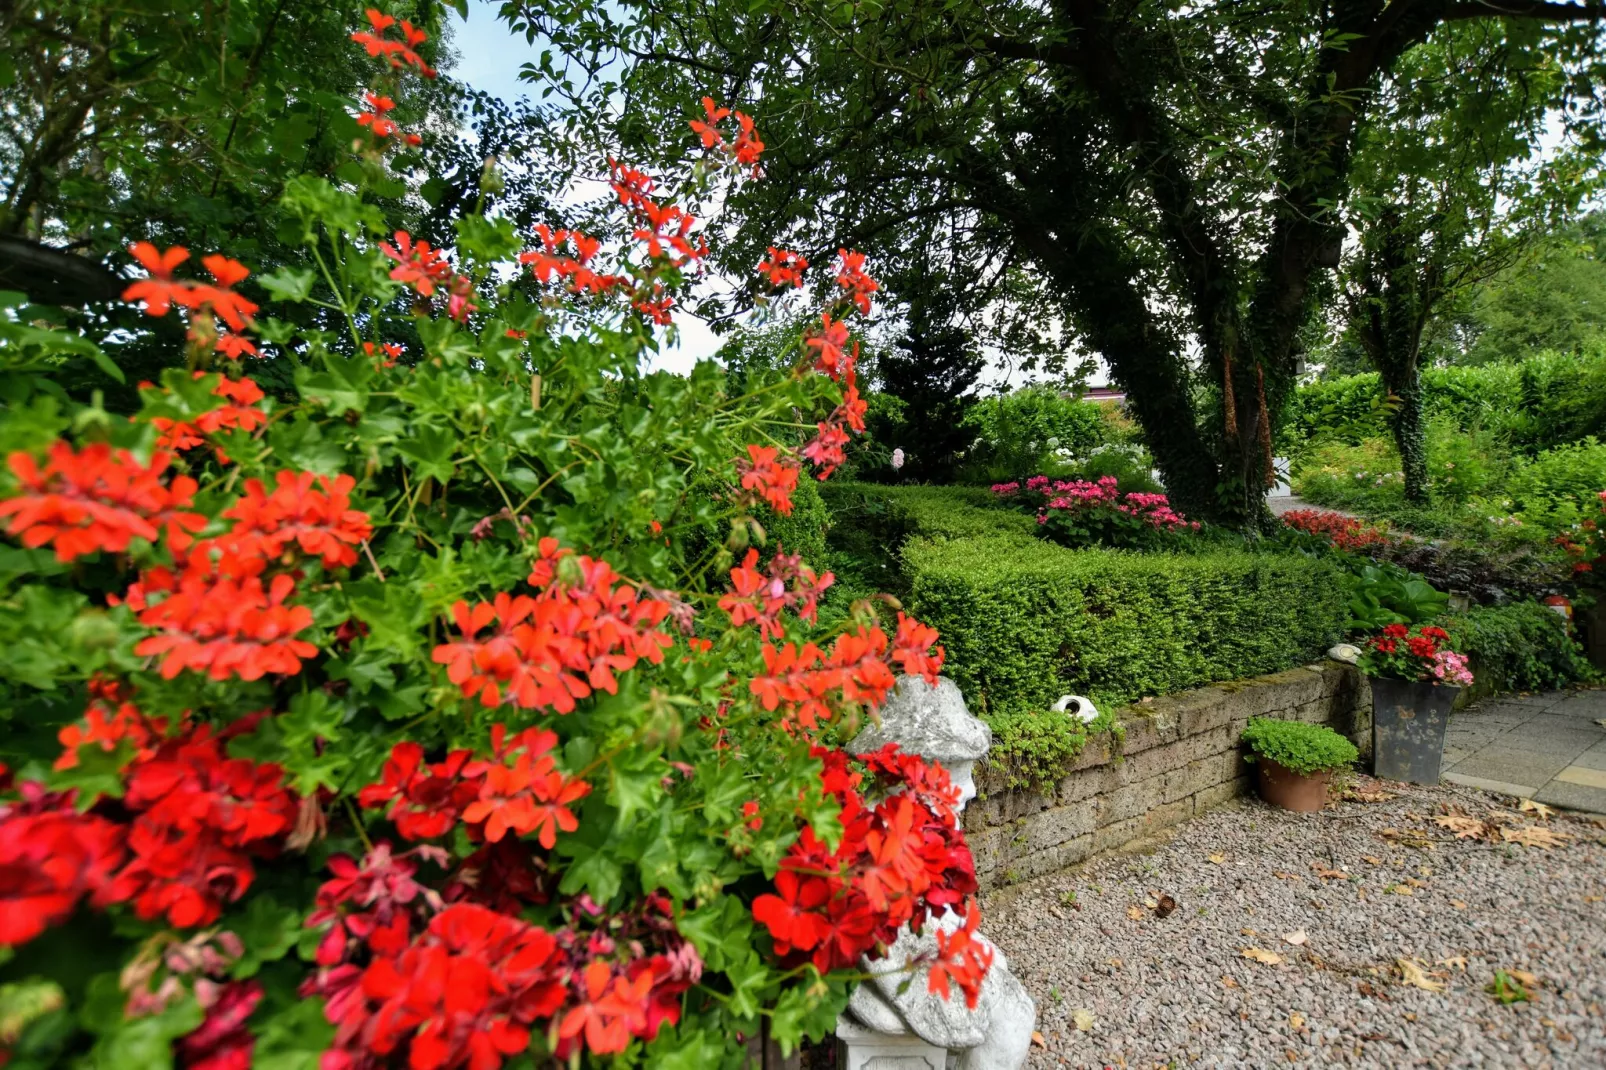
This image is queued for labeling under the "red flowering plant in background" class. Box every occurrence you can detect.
[1280,508,1391,553]
[992,474,1200,550]
[0,6,983,1066]
[1557,490,1606,579]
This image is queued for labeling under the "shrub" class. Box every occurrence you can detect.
[0,38,986,1070]
[901,535,1349,721]
[1240,718,1359,775]
[1444,602,1596,693]
[956,386,1109,482]
[991,475,1198,550]
[1507,438,1606,533]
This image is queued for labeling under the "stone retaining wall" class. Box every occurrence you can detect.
[964,661,1371,888]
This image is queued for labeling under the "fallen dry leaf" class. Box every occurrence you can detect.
[1313,865,1349,880]
[1509,968,1540,988]
[1363,856,1382,865]
[1282,930,1308,946]
[1272,871,1302,880]
[1584,895,1603,904]
[1240,927,1259,937]
[1405,877,1428,888]
[1106,958,1122,968]
[1222,976,1239,989]
[1379,827,1435,849]
[1072,1008,1096,1032]
[1345,789,1396,803]
[1501,825,1572,850]
[1440,956,1468,971]
[1126,905,1145,921]
[1242,947,1283,965]
[1031,1031,1046,1049]
[1154,893,1177,918]
[1397,957,1446,993]
[1208,852,1227,864]
[1390,884,1413,896]
[1519,799,1555,821]
[1356,981,1387,1001]
[1450,899,1468,910]
[1434,814,1491,840]
[1289,1011,1305,1029]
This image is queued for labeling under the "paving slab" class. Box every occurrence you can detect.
[1534,777,1606,814]
[1446,751,1570,787]
[1444,689,1606,815]
[1442,771,1538,797]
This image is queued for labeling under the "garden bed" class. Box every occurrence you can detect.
[963,661,1371,888]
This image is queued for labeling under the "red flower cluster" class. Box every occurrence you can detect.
[350,8,437,78]
[364,341,403,367]
[1280,508,1389,551]
[689,96,764,176]
[0,442,206,562]
[109,465,367,682]
[148,372,268,462]
[382,230,453,297]
[1,716,296,946]
[308,844,698,1067]
[717,548,835,641]
[124,243,259,333]
[752,745,989,1005]
[224,470,373,568]
[757,247,807,288]
[735,444,801,515]
[356,92,422,146]
[175,979,262,1070]
[747,613,945,731]
[360,727,590,851]
[800,311,869,478]
[518,224,621,295]
[835,249,879,317]
[432,538,673,712]
[55,677,169,770]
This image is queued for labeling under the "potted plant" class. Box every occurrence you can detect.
[1241,718,1360,811]
[1358,623,1474,784]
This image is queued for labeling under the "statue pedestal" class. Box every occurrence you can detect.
[836,1017,948,1070]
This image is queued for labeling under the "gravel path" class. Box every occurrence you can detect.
[982,777,1606,1068]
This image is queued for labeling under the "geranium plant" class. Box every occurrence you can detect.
[1557,490,1606,580]
[1357,624,1474,687]
[991,474,1198,550]
[0,9,989,1068]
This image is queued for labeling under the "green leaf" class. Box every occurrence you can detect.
[395,424,458,482]
[258,267,317,303]
[86,993,202,1070]
[230,895,304,978]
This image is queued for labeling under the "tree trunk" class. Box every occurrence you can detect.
[1384,368,1429,504]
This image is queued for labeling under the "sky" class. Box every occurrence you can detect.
[448,3,726,375]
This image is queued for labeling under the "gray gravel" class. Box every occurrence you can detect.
[982,777,1606,1068]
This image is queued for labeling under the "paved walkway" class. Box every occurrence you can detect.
[1443,689,1606,813]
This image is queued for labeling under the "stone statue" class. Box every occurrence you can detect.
[837,676,1037,1070]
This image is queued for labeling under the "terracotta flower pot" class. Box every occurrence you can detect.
[1254,758,1332,812]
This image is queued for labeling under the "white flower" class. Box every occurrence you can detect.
[891,448,905,470]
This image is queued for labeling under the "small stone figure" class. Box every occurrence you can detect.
[836,676,1037,1070]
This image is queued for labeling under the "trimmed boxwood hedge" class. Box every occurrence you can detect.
[901,534,1349,719]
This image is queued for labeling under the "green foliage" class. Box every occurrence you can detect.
[1240,717,1359,776]
[1444,602,1596,693]
[956,388,1110,483]
[900,534,1348,722]
[1505,438,1606,532]
[1345,563,1449,631]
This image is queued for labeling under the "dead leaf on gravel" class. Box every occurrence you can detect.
[1240,927,1259,937]
[1072,1008,1096,1032]
[1585,895,1603,904]
[1344,788,1396,803]
[1363,856,1381,865]
[1434,814,1492,840]
[1289,1011,1305,1029]
[1501,825,1571,849]
[1440,956,1468,971]
[1450,899,1468,910]
[1388,884,1413,896]
[1509,968,1540,988]
[1379,827,1435,849]
[1154,893,1177,918]
[1207,852,1227,864]
[1519,799,1555,821]
[1313,865,1349,880]
[1221,976,1238,989]
[1272,871,1302,880]
[1282,930,1308,946]
[1356,981,1388,1001]
[1397,958,1446,993]
[1126,905,1145,921]
[1242,947,1283,965]
[1031,1031,1046,1048]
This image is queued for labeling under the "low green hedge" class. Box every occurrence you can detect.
[902,534,1349,719]
[1445,601,1596,694]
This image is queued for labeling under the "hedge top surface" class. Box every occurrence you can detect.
[1241,716,1360,775]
